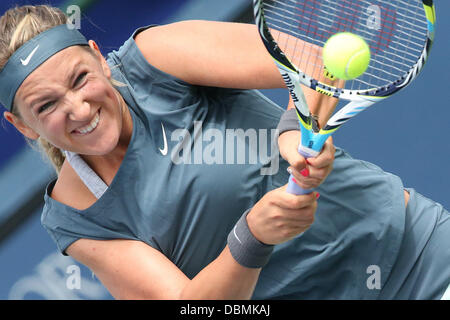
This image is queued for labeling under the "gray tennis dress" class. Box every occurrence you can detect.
[41,26,450,299]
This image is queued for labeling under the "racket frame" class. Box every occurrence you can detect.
[253,0,436,194]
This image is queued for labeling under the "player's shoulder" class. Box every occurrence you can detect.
[50,159,98,210]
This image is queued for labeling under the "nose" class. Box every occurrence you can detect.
[62,92,92,122]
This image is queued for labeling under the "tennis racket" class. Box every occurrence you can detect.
[253,0,436,195]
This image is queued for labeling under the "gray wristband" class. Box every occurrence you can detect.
[276,108,300,135]
[227,209,274,268]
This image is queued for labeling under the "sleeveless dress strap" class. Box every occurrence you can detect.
[64,150,108,199]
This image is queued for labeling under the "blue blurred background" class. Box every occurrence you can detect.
[0,0,448,299]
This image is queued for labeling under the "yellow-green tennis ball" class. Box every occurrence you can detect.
[323,32,371,80]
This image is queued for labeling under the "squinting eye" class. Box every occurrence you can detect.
[74,72,88,87]
[38,101,55,114]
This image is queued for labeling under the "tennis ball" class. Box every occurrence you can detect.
[322,32,371,80]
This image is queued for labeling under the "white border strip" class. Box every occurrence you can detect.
[441,283,450,300]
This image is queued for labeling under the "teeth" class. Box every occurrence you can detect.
[76,112,99,134]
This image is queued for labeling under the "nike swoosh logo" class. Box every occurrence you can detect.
[20,45,39,66]
[159,122,168,156]
[233,225,242,244]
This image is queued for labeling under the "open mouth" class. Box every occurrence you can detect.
[72,110,100,135]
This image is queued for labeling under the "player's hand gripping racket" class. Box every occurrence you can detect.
[253,0,436,195]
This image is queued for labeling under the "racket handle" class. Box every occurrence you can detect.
[286,145,318,195]
[286,175,312,195]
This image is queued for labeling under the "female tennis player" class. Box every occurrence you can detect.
[1,5,448,300]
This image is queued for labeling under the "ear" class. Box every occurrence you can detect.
[88,40,112,79]
[3,111,40,140]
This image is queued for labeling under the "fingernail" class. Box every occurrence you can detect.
[305,159,311,165]
[292,177,297,184]
[287,167,293,174]
[300,168,309,177]
[316,193,320,199]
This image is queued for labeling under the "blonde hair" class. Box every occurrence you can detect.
[0,5,125,174]
[0,5,68,173]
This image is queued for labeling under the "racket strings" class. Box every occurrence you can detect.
[262,0,429,91]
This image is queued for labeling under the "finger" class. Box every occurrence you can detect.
[278,131,306,167]
[287,166,311,181]
[275,189,319,210]
[279,204,317,223]
[290,164,330,181]
[306,137,335,169]
[294,178,322,190]
[304,166,330,182]
[279,134,308,172]
[287,168,323,187]
[287,153,307,173]
[306,138,335,169]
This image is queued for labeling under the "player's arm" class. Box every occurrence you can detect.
[135,20,336,128]
[66,238,260,299]
[134,20,283,89]
[66,186,317,300]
